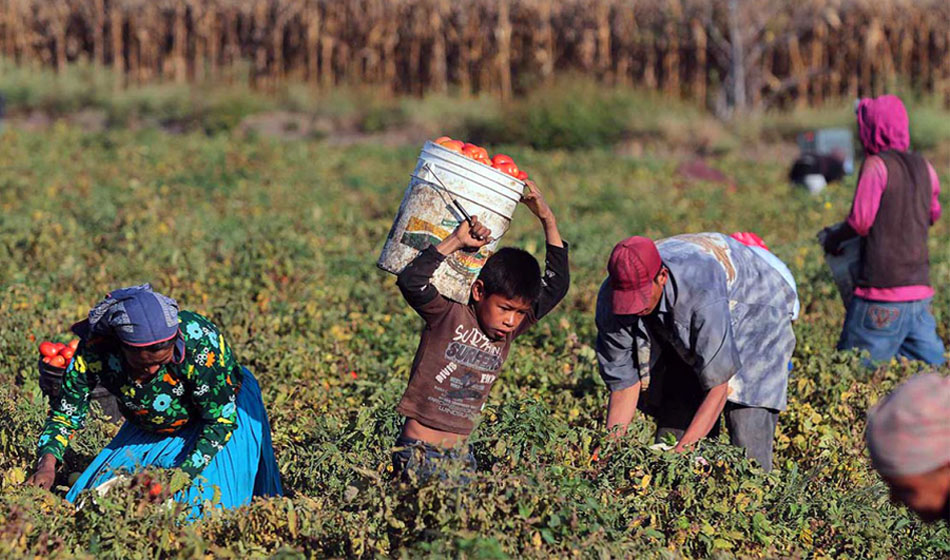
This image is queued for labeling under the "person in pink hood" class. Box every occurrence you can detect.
[823,95,944,365]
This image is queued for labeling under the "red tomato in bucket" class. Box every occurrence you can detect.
[439,140,464,153]
[49,355,67,368]
[434,136,452,144]
[461,143,489,161]
[492,154,514,166]
[516,170,528,181]
[60,347,75,361]
[39,342,58,358]
[68,339,79,350]
[494,162,520,178]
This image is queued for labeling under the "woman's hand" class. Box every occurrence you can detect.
[25,454,57,491]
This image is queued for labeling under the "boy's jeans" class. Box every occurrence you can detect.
[837,296,945,365]
[391,436,476,483]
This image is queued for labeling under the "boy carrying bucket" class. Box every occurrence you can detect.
[392,180,569,481]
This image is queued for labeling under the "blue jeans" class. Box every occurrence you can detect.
[837,296,946,365]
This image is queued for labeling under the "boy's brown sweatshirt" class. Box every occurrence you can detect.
[395,243,569,434]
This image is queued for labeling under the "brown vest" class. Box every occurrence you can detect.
[857,150,931,289]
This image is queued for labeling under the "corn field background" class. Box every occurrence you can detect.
[1,0,948,112]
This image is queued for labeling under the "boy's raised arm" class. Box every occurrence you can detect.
[522,180,563,248]
[396,216,492,322]
[521,180,569,320]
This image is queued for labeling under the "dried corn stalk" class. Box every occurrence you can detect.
[0,0,946,108]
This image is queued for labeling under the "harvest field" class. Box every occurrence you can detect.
[1,109,950,558]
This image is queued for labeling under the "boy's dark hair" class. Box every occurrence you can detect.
[477,247,542,302]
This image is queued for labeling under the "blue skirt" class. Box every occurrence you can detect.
[65,368,283,519]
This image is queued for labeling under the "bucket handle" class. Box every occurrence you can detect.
[420,162,475,227]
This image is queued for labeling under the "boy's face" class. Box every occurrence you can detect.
[883,465,950,523]
[471,280,533,340]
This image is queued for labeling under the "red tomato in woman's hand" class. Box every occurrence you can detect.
[59,347,75,360]
[49,355,67,368]
[39,342,58,357]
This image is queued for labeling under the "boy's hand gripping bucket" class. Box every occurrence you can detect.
[378,141,525,303]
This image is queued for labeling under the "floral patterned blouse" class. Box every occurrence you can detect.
[36,311,243,478]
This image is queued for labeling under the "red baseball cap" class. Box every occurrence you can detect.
[608,236,662,315]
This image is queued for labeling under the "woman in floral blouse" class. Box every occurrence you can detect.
[26,284,282,517]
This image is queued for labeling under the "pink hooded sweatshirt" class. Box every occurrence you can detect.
[848,95,941,302]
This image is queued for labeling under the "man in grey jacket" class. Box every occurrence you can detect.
[595,234,798,471]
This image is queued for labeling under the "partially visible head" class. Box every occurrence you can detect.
[120,338,177,377]
[607,236,667,316]
[855,95,910,155]
[880,467,950,524]
[81,283,183,376]
[866,372,950,523]
[470,247,541,340]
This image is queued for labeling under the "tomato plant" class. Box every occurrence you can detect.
[0,124,947,559]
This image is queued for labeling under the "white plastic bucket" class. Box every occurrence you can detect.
[378,141,525,303]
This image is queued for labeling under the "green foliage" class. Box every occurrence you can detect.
[0,125,949,558]
[464,79,631,149]
[5,60,950,153]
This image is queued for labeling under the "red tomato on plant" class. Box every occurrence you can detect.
[49,355,67,368]
[39,341,58,358]
[148,483,162,498]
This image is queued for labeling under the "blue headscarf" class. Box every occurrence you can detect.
[72,284,184,361]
